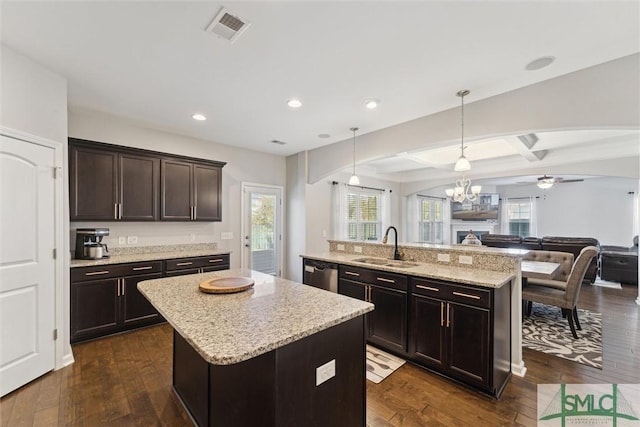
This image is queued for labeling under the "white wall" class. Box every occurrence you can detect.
[0,44,72,367]
[498,177,638,246]
[285,152,306,282]
[68,109,286,269]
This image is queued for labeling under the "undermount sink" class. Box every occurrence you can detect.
[352,257,420,269]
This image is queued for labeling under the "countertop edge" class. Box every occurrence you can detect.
[71,249,231,268]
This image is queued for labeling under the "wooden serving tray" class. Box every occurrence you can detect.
[199,277,255,294]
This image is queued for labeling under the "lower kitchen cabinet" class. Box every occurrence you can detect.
[71,261,163,343]
[164,254,230,277]
[409,277,511,397]
[338,266,407,355]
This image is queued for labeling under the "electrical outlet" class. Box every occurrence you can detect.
[127,236,138,245]
[322,230,327,238]
[337,244,345,251]
[190,234,196,242]
[354,246,363,253]
[118,236,126,245]
[221,232,233,240]
[459,255,473,265]
[437,253,450,262]
[315,359,336,386]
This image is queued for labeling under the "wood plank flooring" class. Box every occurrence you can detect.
[2,283,638,426]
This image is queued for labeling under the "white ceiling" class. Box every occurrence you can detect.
[1,1,639,158]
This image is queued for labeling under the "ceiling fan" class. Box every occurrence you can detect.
[536,175,584,189]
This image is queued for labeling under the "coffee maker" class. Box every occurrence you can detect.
[75,228,110,259]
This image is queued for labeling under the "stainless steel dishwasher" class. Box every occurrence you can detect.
[302,259,338,293]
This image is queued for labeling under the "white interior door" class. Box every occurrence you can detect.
[242,184,283,276]
[0,134,56,396]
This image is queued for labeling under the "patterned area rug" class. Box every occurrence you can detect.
[523,303,602,369]
[365,345,406,383]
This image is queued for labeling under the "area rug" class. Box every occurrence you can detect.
[366,345,406,383]
[592,278,623,289]
[523,303,602,369]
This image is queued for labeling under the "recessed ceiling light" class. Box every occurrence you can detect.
[287,99,302,108]
[364,99,380,109]
[317,133,331,139]
[525,56,555,71]
[192,113,207,121]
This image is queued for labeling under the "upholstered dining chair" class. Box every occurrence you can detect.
[522,246,598,339]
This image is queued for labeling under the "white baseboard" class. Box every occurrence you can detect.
[512,361,527,377]
[61,353,75,367]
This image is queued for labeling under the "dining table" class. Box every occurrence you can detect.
[520,260,562,319]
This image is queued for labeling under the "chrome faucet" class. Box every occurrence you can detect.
[382,226,401,260]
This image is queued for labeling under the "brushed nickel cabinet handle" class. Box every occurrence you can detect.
[376,277,395,283]
[440,302,444,327]
[119,203,123,219]
[85,270,110,276]
[132,266,153,271]
[417,285,439,292]
[176,262,193,266]
[120,279,125,296]
[452,291,481,300]
[446,303,451,327]
[194,205,197,220]
[114,203,118,220]
[116,279,120,297]
[345,271,360,277]
[208,259,224,263]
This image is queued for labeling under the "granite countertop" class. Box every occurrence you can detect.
[302,252,514,289]
[137,268,374,365]
[70,248,231,268]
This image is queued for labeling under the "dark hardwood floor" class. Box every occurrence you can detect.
[2,283,638,426]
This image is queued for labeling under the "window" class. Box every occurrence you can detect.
[347,189,382,241]
[507,202,531,237]
[418,196,444,243]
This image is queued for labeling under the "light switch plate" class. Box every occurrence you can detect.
[316,359,336,386]
[437,253,450,262]
[354,246,362,253]
[459,255,473,265]
[127,236,138,244]
[118,236,126,245]
[337,244,345,251]
[221,232,233,240]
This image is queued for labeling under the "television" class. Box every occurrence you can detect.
[451,193,500,221]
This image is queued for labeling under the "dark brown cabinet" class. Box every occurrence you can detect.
[70,261,164,343]
[69,138,225,222]
[409,277,511,397]
[338,266,407,354]
[69,140,159,221]
[164,254,230,276]
[161,160,222,221]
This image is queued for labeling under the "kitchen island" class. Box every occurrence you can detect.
[138,268,373,427]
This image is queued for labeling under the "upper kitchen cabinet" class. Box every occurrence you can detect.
[69,139,159,221]
[69,138,225,222]
[161,160,222,221]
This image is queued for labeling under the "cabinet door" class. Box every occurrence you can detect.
[193,164,221,221]
[161,159,193,220]
[69,145,118,220]
[338,279,366,301]
[368,286,407,353]
[409,294,446,369]
[122,272,163,325]
[120,153,159,220]
[446,302,490,388]
[70,278,119,342]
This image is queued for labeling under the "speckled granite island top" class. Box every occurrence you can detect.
[137,268,374,365]
[302,252,514,289]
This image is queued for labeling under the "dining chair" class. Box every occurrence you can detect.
[522,246,598,339]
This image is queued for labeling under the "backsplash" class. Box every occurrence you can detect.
[109,242,218,256]
[327,240,524,273]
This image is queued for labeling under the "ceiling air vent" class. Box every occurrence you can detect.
[205,7,251,43]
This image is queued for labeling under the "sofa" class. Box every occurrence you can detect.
[480,234,600,283]
[600,236,638,285]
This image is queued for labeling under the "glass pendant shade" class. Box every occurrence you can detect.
[349,174,360,185]
[537,179,554,189]
[454,155,471,172]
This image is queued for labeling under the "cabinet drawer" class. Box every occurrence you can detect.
[165,254,230,271]
[411,278,491,309]
[339,265,406,291]
[71,261,163,282]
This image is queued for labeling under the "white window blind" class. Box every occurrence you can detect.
[417,196,444,243]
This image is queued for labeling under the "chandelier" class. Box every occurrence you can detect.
[445,90,481,202]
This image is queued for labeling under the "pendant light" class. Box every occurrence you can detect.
[348,127,360,185]
[454,90,471,172]
[446,89,481,202]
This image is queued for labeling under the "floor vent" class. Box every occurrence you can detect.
[205,7,251,43]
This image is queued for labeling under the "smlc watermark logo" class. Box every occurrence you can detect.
[538,384,640,426]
